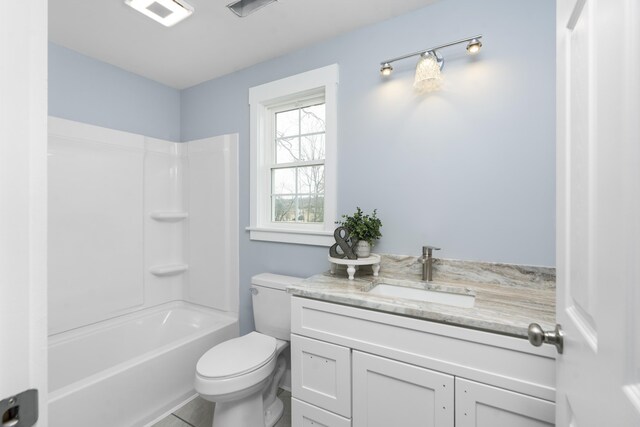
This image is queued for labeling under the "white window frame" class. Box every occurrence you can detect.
[248,64,338,246]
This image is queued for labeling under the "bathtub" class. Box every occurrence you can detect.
[48,302,238,427]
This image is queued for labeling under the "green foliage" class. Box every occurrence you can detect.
[337,207,383,245]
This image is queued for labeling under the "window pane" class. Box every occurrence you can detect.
[273,195,297,222]
[297,165,324,195]
[269,100,327,225]
[300,134,325,161]
[298,194,324,223]
[276,137,299,163]
[300,104,325,134]
[272,168,296,194]
[276,108,299,138]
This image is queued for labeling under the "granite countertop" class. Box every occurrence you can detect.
[287,254,556,339]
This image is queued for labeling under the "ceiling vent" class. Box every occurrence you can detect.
[227,0,278,17]
[125,0,194,27]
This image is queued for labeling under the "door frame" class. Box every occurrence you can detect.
[0,0,48,425]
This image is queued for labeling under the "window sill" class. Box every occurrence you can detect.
[246,226,334,246]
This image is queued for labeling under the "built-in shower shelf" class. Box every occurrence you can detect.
[149,264,189,276]
[150,211,189,222]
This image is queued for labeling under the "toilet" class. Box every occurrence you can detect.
[195,273,301,427]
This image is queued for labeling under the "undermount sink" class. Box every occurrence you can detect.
[367,280,476,308]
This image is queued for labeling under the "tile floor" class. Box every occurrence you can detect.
[152,389,291,427]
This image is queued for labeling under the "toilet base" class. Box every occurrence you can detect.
[264,396,284,427]
[212,388,264,427]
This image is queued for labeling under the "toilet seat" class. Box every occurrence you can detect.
[197,332,277,380]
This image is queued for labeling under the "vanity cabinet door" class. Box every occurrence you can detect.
[352,351,454,427]
[455,378,555,427]
[291,334,352,418]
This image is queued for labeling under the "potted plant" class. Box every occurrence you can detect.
[337,207,382,258]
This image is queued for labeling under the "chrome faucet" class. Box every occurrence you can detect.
[419,245,441,281]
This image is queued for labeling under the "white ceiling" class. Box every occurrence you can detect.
[49,0,439,89]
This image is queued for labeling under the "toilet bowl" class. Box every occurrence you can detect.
[195,332,288,427]
[194,273,301,427]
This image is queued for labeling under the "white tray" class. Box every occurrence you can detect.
[328,253,381,280]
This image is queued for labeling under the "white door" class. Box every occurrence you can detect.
[555,0,640,426]
[352,351,454,427]
[0,1,48,426]
[455,378,555,427]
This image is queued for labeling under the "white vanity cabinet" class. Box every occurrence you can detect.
[290,296,556,427]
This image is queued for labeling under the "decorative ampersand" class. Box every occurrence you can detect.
[329,226,357,260]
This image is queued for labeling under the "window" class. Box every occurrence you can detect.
[272,99,325,224]
[248,65,338,246]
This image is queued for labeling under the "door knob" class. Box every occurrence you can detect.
[528,323,564,354]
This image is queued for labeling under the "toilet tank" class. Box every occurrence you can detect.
[251,273,302,341]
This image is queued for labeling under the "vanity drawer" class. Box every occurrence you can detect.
[292,398,351,427]
[291,334,352,418]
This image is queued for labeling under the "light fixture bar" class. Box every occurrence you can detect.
[380,35,483,66]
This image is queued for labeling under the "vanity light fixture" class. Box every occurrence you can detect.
[380,35,483,92]
[125,0,194,27]
[227,0,278,17]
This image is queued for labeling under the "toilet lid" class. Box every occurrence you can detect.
[197,332,277,379]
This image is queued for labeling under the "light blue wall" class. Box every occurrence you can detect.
[49,43,181,141]
[181,0,556,334]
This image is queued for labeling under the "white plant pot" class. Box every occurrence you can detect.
[355,240,371,258]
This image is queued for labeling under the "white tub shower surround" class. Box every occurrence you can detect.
[47,117,240,427]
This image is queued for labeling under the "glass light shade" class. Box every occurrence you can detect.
[413,53,443,92]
